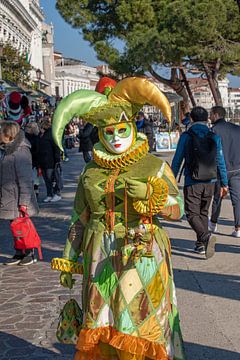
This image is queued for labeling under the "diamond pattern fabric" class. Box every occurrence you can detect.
[72,155,185,359]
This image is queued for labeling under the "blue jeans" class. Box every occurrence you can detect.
[211,170,240,227]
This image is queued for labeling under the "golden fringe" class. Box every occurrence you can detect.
[133,177,169,215]
[51,258,83,274]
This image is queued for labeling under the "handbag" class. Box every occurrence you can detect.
[56,298,83,344]
[10,212,43,260]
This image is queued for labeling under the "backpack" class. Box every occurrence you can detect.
[90,126,99,145]
[187,128,217,181]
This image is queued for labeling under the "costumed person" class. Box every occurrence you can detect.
[51,77,185,360]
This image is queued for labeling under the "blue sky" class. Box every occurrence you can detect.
[40,0,101,66]
[40,0,239,87]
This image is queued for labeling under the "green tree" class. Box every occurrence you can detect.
[1,42,32,85]
[56,0,240,108]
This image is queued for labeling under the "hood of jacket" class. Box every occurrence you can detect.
[0,130,30,156]
[189,122,211,137]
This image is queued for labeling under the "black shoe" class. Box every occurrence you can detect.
[3,254,25,266]
[194,245,206,255]
[19,254,37,266]
[205,235,216,259]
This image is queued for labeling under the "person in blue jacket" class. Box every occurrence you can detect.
[172,106,228,258]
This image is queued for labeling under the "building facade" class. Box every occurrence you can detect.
[0,0,44,73]
[54,54,100,97]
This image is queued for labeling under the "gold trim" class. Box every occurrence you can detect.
[93,133,149,169]
[51,258,83,274]
[133,177,169,215]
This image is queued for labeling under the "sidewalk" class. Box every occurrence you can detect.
[0,150,239,359]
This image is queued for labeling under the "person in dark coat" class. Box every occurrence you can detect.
[209,106,240,237]
[0,121,39,265]
[135,111,154,152]
[37,118,62,203]
[78,121,98,163]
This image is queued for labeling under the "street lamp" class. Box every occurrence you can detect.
[36,68,42,90]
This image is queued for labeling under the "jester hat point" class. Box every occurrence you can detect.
[52,77,171,150]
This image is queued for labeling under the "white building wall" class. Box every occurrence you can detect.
[218,78,229,108]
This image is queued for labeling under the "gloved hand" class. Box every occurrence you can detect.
[126,178,153,200]
[60,271,75,289]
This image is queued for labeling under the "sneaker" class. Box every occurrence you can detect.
[64,157,69,162]
[208,220,217,233]
[43,196,53,203]
[194,245,206,255]
[50,194,62,202]
[232,229,240,238]
[3,254,25,266]
[205,235,216,259]
[19,255,37,266]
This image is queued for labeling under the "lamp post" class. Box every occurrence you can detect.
[36,68,42,91]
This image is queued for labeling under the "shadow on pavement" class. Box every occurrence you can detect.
[185,341,240,360]
[173,267,240,301]
[0,331,75,359]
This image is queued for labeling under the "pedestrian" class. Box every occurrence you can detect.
[37,117,62,203]
[172,106,228,258]
[51,77,186,360]
[25,122,40,199]
[209,106,240,237]
[181,112,191,130]
[0,121,39,265]
[78,121,98,163]
[135,111,154,151]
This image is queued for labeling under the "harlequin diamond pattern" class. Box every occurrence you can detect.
[94,260,118,302]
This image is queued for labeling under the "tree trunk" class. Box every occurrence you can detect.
[203,63,223,106]
[179,68,196,107]
[149,66,190,115]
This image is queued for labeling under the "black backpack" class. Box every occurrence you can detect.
[187,128,217,181]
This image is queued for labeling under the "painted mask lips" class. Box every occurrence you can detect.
[114,143,121,148]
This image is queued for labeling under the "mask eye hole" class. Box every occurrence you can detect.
[105,128,114,135]
[118,127,126,134]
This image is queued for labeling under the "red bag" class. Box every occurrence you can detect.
[10,213,43,260]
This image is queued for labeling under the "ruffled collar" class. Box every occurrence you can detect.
[93,133,149,169]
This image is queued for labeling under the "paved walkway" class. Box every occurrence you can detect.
[0,149,239,359]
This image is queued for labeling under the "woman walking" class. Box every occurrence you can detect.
[0,121,39,265]
[37,117,62,203]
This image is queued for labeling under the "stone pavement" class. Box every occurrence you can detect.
[0,149,239,360]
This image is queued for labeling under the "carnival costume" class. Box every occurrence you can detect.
[51,77,185,360]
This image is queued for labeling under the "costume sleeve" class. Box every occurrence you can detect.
[63,175,90,261]
[157,162,184,221]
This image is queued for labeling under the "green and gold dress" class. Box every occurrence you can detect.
[54,134,185,360]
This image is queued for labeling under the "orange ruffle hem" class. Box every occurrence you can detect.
[74,326,169,360]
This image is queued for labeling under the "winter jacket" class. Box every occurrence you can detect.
[136,119,154,151]
[212,118,240,173]
[78,123,95,152]
[0,131,39,220]
[37,128,61,169]
[171,123,228,187]
[25,132,39,168]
